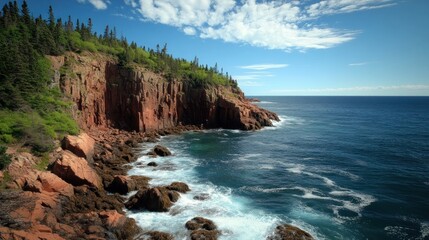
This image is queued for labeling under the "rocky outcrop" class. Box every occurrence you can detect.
[52,150,102,189]
[267,224,314,240]
[50,52,278,132]
[61,133,95,160]
[136,231,174,240]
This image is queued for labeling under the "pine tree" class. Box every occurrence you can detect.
[48,5,55,31]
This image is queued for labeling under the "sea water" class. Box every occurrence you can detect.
[127,96,429,240]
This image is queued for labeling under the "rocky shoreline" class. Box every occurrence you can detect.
[0,126,314,240]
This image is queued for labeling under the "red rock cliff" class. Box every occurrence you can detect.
[49,52,278,132]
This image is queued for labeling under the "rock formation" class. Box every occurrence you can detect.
[267,224,314,240]
[49,52,278,132]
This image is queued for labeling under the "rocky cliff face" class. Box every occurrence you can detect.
[49,52,278,132]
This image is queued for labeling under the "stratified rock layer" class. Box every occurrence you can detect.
[50,52,278,132]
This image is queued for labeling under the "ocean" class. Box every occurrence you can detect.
[126,96,429,240]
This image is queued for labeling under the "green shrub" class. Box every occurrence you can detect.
[0,145,11,170]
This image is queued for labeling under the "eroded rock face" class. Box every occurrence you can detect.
[51,52,278,133]
[52,151,102,189]
[61,133,95,160]
[267,224,314,240]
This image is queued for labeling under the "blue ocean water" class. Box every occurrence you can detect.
[127,96,429,239]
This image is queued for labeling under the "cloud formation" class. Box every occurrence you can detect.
[272,85,429,94]
[129,0,393,51]
[240,64,289,71]
[77,0,108,10]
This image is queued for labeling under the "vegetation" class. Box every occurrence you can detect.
[0,1,79,154]
[0,1,238,155]
[0,146,11,170]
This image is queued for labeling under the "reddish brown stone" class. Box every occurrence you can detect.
[61,133,95,160]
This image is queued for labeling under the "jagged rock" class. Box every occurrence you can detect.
[52,151,102,189]
[267,224,314,240]
[125,187,177,212]
[167,182,190,193]
[22,171,74,197]
[107,175,136,195]
[147,161,158,167]
[61,133,95,160]
[153,145,172,157]
[136,231,174,240]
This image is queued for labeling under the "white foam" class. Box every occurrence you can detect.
[329,189,376,220]
[421,222,429,239]
[239,186,290,193]
[257,101,276,104]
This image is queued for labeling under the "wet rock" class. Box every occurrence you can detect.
[107,175,136,195]
[193,193,210,201]
[125,187,175,212]
[190,229,218,240]
[153,145,171,157]
[61,133,95,160]
[168,191,180,202]
[129,175,150,190]
[167,182,190,193]
[147,161,158,167]
[52,151,102,189]
[267,224,314,240]
[136,231,174,240]
[185,217,217,231]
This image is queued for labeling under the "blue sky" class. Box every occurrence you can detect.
[14,0,429,96]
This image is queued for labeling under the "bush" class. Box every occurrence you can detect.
[0,145,11,170]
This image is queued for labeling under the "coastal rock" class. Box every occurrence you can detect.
[186,217,219,240]
[147,161,158,167]
[167,182,190,193]
[267,224,314,240]
[61,133,95,160]
[107,175,136,195]
[185,217,217,231]
[51,52,278,133]
[22,171,74,197]
[64,185,124,213]
[125,187,177,212]
[136,231,174,240]
[52,151,102,189]
[153,145,172,157]
[129,175,150,190]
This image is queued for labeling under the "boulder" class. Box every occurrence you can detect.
[61,133,95,160]
[267,224,314,240]
[186,217,219,240]
[98,210,126,228]
[37,172,74,197]
[147,161,158,167]
[129,175,150,190]
[167,182,190,193]
[107,175,136,195]
[185,217,217,231]
[152,145,171,157]
[125,187,176,212]
[52,151,102,189]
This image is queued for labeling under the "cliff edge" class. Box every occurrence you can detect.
[49,52,279,132]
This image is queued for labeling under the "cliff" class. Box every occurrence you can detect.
[49,52,278,132]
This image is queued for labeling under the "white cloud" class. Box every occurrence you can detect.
[113,13,135,20]
[131,0,393,51]
[77,0,108,10]
[272,85,429,94]
[240,64,288,71]
[235,74,274,80]
[239,81,263,87]
[306,0,395,17]
[124,0,138,8]
[349,62,369,66]
[183,27,197,35]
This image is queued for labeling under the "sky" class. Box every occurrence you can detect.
[11,0,429,96]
